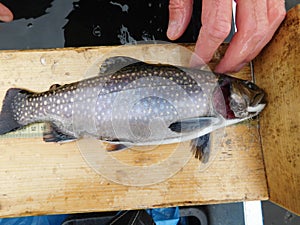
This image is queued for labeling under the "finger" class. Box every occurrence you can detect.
[245,0,285,61]
[167,0,193,40]
[0,3,13,22]
[190,0,232,66]
[215,0,286,73]
[215,0,268,72]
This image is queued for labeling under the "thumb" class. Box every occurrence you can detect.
[167,0,193,40]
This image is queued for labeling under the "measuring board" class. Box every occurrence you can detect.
[0,123,45,139]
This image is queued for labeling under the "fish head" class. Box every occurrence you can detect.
[214,75,266,119]
[229,78,266,118]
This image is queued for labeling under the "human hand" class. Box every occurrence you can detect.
[0,2,13,22]
[167,0,286,73]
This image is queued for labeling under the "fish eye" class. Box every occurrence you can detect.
[245,81,255,89]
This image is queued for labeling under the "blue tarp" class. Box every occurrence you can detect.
[147,207,180,225]
[0,215,67,225]
[0,207,182,225]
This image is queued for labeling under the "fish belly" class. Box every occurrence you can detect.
[89,84,214,143]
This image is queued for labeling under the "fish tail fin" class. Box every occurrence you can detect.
[0,88,28,134]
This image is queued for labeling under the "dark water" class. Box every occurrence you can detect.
[1,0,53,19]
[0,0,294,49]
[63,0,201,46]
[0,0,201,48]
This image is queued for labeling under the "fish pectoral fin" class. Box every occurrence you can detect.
[100,56,143,74]
[191,134,211,163]
[43,123,77,143]
[169,117,218,133]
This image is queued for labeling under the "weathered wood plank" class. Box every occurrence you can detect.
[0,44,267,217]
[254,5,300,215]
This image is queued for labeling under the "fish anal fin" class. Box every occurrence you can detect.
[100,56,142,74]
[43,123,76,143]
[191,134,211,163]
[169,117,218,133]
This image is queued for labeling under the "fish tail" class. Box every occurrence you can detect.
[0,88,28,134]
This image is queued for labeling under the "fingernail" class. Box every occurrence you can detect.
[167,21,178,40]
[0,15,12,22]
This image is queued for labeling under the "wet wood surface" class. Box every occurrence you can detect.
[254,5,300,215]
[0,44,268,217]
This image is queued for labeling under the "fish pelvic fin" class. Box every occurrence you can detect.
[191,134,211,163]
[0,88,28,135]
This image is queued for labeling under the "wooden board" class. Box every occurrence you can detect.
[254,5,300,215]
[0,44,268,217]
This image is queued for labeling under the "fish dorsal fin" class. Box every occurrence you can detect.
[99,56,143,74]
[168,117,218,133]
[49,84,61,91]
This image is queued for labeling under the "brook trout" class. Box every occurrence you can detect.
[0,56,266,162]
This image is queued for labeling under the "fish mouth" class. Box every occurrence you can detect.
[246,92,267,114]
[247,103,266,114]
[230,79,266,118]
[213,75,266,119]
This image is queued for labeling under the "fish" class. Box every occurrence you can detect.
[0,56,266,162]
